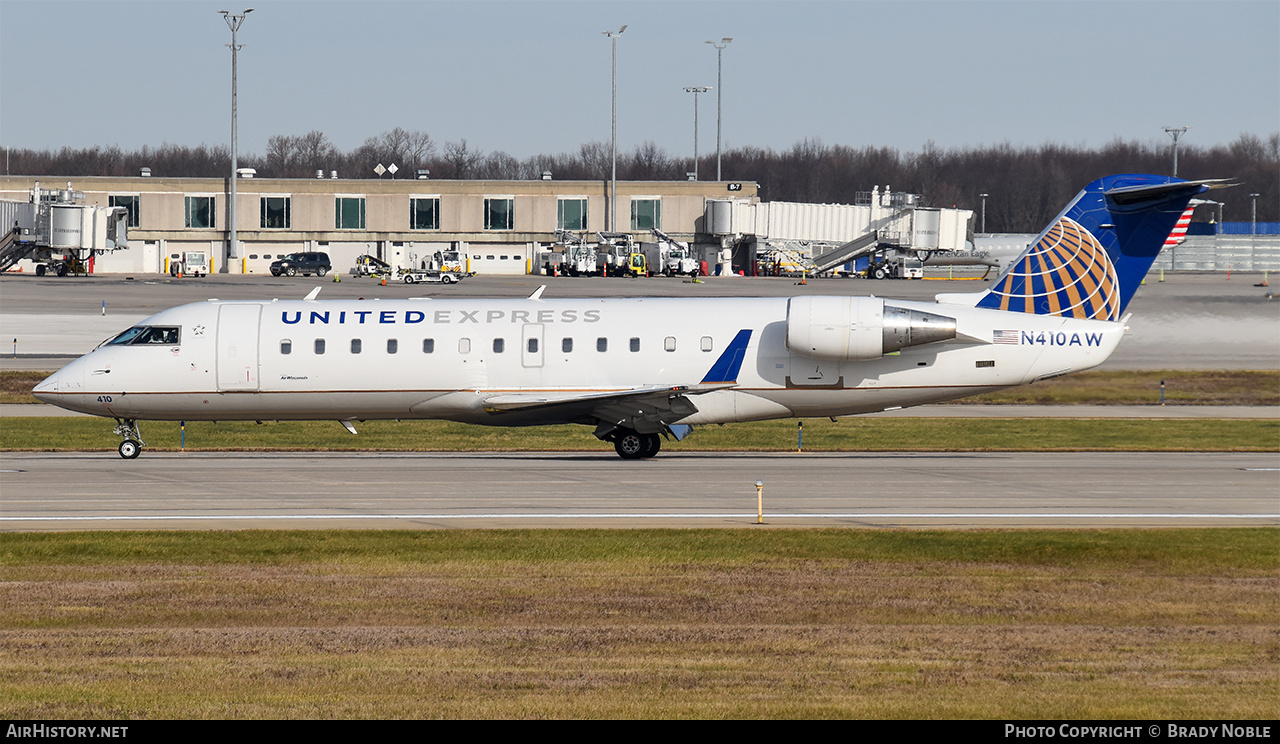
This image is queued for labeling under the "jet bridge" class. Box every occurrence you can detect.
[706,188,973,277]
[0,182,129,275]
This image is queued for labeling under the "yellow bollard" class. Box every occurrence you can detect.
[755,480,765,525]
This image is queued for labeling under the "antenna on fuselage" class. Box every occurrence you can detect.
[528,285,546,300]
[303,287,322,301]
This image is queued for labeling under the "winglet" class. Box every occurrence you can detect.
[700,329,752,384]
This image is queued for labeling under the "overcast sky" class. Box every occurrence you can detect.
[2,0,1277,160]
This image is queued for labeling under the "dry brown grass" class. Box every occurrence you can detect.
[2,533,1276,719]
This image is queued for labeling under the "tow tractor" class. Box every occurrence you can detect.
[399,269,462,285]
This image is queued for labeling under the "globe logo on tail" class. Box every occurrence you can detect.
[984,217,1120,320]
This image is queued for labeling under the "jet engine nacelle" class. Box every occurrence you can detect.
[785,296,957,360]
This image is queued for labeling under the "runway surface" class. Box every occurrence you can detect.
[2,450,1276,530]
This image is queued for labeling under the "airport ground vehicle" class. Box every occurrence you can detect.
[866,254,924,280]
[400,269,462,285]
[352,255,393,277]
[168,250,209,277]
[270,252,332,277]
[31,174,1229,460]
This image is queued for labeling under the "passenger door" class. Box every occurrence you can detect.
[216,304,262,391]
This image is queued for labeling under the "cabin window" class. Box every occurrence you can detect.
[664,336,676,352]
[280,340,292,355]
[459,338,471,354]
[422,338,435,353]
[630,337,640,352]
[314,339,326,355]
[351,339,362,354]
[527,338,538,353]
[562,338,573,353]
[493,338,505,353]
[387,339,398,354]
[597,337,608,352]
[249,254,259,260]
[701,336,713,352]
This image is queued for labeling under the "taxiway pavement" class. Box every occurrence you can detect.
[2,451,1276,531]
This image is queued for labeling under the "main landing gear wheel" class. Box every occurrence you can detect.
[613,430,661,460]
[118,440,141,459]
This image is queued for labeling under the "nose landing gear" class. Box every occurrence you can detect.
[112,418,144,459]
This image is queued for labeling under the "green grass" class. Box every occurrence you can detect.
[2,416,1276,452]
[2,528,1275,573]
[963,369,1280,406]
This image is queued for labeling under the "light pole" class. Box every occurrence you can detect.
[1251,193,1260,235]
[220,8,253,273]
[1163,126,1189,178]
[683,86,711,180]
[603,25,627,232]
[705,37,732,181]
[979,193,988,234]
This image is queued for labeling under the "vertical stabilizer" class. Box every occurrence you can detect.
[973,175,1221,319]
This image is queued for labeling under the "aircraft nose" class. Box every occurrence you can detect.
[32,370,62,401]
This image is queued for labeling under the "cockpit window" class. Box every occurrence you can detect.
[106,325,181,346]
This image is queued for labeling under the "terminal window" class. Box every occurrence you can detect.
[484,198,514,230]
[411,197,440,230]
[184,196,216,229]
[630,198,661,231]
[335,197,366,229]
[558,198,588,231]
[109,195,140,227]
[260,196,291,229]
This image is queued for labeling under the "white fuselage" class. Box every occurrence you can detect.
[34,295,1125,426]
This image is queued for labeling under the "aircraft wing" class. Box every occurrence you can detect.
[480,329,754,439]
[481,383,733,440]
[481,383,734,413]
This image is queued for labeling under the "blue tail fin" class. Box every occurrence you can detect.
[974,175,1224,320]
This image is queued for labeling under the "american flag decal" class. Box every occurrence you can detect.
[993,330,1021,345]
[1164,204,1196,249]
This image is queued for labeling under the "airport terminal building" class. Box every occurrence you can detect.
[0,175,758,275]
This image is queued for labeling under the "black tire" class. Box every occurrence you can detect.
[441,274,455,284]
[613,430,647,460]
[35,264,46,276]
[317,266,328,277]
[641,433,661,458]
[285,267,297,277]
[873,266,887,280]
[118,440,141,459]
[56,264,68,277]
[402,274,415,284]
